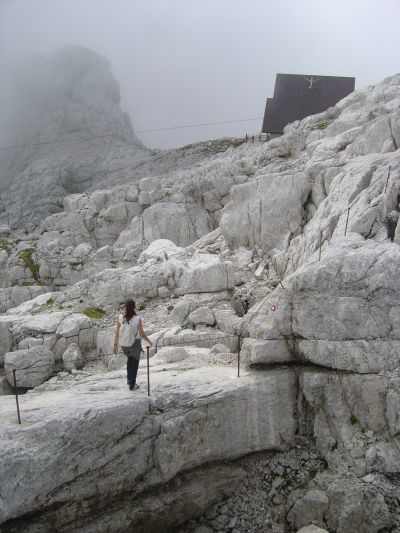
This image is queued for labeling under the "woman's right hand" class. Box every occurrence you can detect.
[113,342,118,354]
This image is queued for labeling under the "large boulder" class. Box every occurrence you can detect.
[0,321,13,365]
[177,254,235,294]
[288,473,391,533]
[4,346,55,388]
[107,353,127,371]
[135,203,213,248]
[220,171,310,252]
[56,314,93,338]
[241,338,294,365]
[138,239,184,263]
[189,306,215,326]
[62,343,84,372]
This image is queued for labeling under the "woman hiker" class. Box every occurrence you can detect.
[113,299,153,390]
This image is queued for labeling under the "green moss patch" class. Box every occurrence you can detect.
[350,413,358,425]
[1,240,10,254]
[70,260,85,271]
[311,121,329,131]
[18,248,40,282]
[83,307,106,319]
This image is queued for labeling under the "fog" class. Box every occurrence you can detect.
[0,0,399,149]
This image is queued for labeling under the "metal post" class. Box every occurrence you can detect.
[319,231,322,261]
[237,335,241,378]
[146,346,150,396]
[384,166,391,193]
[344,208,350,236]
[12,370,21,425]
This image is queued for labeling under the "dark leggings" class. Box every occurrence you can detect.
[126,356,140,386]
[121,340,142,385]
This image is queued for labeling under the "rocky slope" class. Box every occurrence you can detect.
[0,59,400,532]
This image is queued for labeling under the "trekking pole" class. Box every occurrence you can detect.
[146,346,150,396]
[12,370,21,425]
[237,335,241,377]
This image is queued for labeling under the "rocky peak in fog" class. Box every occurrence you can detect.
[0,46,147,231]
[4,46,140,147]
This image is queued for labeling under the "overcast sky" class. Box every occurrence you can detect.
[0,0,399,149]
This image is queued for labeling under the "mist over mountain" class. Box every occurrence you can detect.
[0,46,147,230]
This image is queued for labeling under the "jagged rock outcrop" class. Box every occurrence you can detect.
[0,46,146,231]
[4,346,55,387]
[0,70,400,531]
[0,366,296,531]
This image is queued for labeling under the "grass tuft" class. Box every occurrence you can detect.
[1,240,10,254]
[83,307,106,319]
[18,248,40,282]
[311,122,329,131]
[350,413,358,425]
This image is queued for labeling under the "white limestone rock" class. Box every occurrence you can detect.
[210,343,230,354]
[62,343,84,372]
[154,346,189,363]
[107,353,126,371]
[220,171,310,251]
[177,254,235,294]
[18,337,44,350]
[297,526,329,533]
[0,285,49,314]
[119,203,213,249]
[4,346,55,388]
[0,366,296,530]
[297,339,400,373]
[299,368,400,474]
[72,242,93,259]
[365,440,400,474]
[6,291,64,315]
[169,300,193,326]
[0,225,10,236]
[213,309,243,334]
[0,321,12,365]
[241,338,294,365]
[0,376,13,396]
[139,239,184,263]
[96,326,115,366]
[288,472,390,533]
[189,306,215,326]
[159,330,238,352]
[15,312,68,336]
[245,294,292,339]
[56,314,93,338]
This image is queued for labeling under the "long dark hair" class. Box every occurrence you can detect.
[124,300,137,322]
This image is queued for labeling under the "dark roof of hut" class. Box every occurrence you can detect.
[262,73,355,134]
